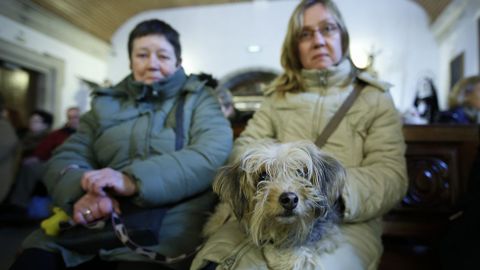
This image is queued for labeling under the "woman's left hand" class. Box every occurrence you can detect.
[73,193,120,224]
[81,168,137,197]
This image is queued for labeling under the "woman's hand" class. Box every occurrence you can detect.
[73,193,120,224]
[81,168,137,197]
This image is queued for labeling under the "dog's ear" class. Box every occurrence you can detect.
[213,162,248,220]
[307,144,346,205]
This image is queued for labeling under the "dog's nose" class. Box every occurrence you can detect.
[279,192,298,210]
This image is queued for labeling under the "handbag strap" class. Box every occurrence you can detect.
[175,93,186,151]
[315,80,366,148]
[174,75,207,151]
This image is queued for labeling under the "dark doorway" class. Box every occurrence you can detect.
[0,39,64,127]
[0,60,47,131]
[449,52,464,90]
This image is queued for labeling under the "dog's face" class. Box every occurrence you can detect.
[213,140,345,249]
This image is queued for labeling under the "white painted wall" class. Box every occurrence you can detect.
[108,0,439,112]
[340,0,439,112]
[434,0,480,108]
[0,15,107,127]
[0,0,473,121]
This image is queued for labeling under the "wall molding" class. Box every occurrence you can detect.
[432,0,469,42]
[0,0,111,60]
[0,38,64,122]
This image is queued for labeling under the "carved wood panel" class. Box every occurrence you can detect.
[403,157,449,208]
[383,125,478,239]
[402,145,459,211]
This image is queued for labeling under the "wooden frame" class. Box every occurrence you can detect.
[478,17,480,72]
[0,39,64,126]
[449,52,464,90]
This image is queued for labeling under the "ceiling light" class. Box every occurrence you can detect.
[247,45,262,53]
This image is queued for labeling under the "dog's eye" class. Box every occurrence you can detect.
[258,172,270,182]
[296,168,308,178]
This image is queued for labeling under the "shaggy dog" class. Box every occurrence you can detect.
[203,140,346,270]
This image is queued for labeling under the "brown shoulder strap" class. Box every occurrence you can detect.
[315,80,367,148]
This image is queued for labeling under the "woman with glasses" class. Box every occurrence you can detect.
[192,0,407,269]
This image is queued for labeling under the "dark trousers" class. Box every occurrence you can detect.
[9,248,116,270]
[9,162,46,208]
[9,248,175,270]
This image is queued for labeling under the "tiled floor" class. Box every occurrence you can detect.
[0,224,37,270]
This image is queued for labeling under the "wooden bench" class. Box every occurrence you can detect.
[233,120,480,268]
[380,124,480,269]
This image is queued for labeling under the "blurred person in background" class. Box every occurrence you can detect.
[197,72,236,120]
[20,109,53,159]
[1,107,81,221]
[0,94,20,204]
[436,75,480,124]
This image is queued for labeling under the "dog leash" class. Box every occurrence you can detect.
[110,211,202,264]
[56,210,201,264]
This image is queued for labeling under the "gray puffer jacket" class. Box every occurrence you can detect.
[22,68,233,267]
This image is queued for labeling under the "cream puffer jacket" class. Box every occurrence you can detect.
[191,59,408,270]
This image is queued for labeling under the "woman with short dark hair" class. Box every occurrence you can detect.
[10,19,232,270]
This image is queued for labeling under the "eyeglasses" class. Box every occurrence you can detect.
[298,23,340,42]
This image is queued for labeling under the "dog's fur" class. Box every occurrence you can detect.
[203,140,346,270]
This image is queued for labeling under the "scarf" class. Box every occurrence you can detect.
[126,67,188,102]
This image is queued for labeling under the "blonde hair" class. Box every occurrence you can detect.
[449,76,480,108]
[267,0,351,95]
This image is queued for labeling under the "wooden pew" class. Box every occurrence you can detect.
[380,124,480,269]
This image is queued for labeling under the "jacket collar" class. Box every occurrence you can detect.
[300,58,353,90]
[125,67,188,102]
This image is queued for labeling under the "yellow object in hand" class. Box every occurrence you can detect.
[41,207,70,236]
